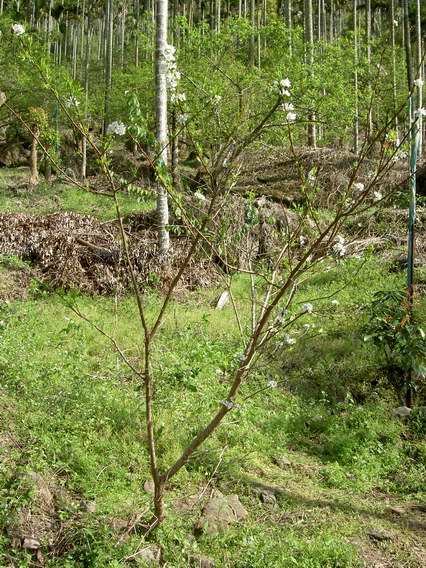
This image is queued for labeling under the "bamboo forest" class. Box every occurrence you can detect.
[0,1,425,566]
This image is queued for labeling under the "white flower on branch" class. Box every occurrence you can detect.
[106,121,126,136]
[12,23,25,35]
[353,182,364,192]
[194,191,206,201]
[415,107,426,117]
[171,92,186,104]
[176,113,188,125]
[267,380,278,388]
[164,43,176,61]
[373,190,382,201]
[65,96,80,108]
[333,236,346,257]
[220,399,239,410]
[282,333,296,345]
[286,112,297,122]
[414,78,424,88]
[302,303,313,314]
[274,78,291,96]
[331,299,339,306]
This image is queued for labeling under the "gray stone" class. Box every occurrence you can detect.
[132,545,162,565]
[252,485,277,505]
[0,143,30,167]
[367,528,392,542]
[196,494,248,535]
[190,554,216,568]
[272,455,291,468]
[392,406,412,418]
[22,536,41,551]
[80,500,96,513]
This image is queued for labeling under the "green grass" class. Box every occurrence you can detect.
[0,170,425,566]
[0,167,154,220]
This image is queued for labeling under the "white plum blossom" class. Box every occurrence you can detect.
[283,102,294,112]
[164,43,182,96]
[170,92,186,104]
[164,43,176,60]
[299,235,306,246]
[393,20,398,27]
[65,96,80,108]
[194,191,206,201]
[106,121,126,136]
[267,380,278,388]
[414,78,424,88]
[331,299,339,306]
[374,190,382,201]
[345,198,355,207]
[213,95,222,104]
[353,182,364,192]
[333,235,346,257]
[415,107,426,117]
[282,333,296,345]
[220,399,240,410]
[286,112,297,122]
[274,78,291,96]
[302,303,313,314]
[12,23,25,35]
[176,113,188,125]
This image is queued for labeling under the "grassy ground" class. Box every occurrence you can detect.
[0,168,425,567]
[0,167,153,220]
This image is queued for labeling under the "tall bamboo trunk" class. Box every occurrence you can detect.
[156,0,170,253]
[249,0,255,66]
[390,0,399,141]
[353,0,359,153]
[365,0,372,137]
[304,0,316,147]
[103,0,114,133]
[415,0,423,156]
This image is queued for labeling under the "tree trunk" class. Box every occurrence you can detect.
[285,0,292,57]
[390,0,399,141]
[415,0,423,157]
[29,126,40,186]
[304,0,316,147]
[156,0,170,253]
[249,0,255,66]
[82,0,91,180]
[365,0,372,137]
[402,0,413,92]
[353,0,359,153]
[104,0,114,133]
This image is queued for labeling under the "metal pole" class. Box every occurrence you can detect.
[407,95,420,407]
